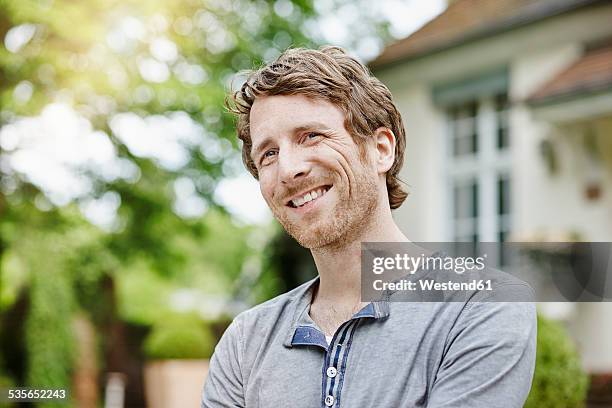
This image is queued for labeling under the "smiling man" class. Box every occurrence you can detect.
[201,46,536,408]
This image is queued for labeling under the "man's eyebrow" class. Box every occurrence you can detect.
[251,121,332,161]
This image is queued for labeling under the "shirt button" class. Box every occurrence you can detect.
[326,367,337,378]
[324,395,334,406]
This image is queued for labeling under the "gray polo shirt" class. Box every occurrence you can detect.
[201,275,536,407]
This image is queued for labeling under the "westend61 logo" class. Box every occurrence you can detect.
[372,253,487,275]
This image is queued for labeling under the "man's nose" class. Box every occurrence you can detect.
[278,148,310,184]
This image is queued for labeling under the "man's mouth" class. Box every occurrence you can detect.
[286,185,332,208]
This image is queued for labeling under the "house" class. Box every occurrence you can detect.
[370,0,612,376]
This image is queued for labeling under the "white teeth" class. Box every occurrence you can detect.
[291,187,329,208]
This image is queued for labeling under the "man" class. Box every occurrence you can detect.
[201,46,536,407]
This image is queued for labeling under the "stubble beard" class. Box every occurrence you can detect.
[273,171,380,250]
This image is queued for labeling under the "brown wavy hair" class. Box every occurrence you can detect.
[226,45,408,209]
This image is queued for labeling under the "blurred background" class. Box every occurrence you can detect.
[0,0,611,407]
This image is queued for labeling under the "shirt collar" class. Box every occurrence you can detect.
[283,276,390,348]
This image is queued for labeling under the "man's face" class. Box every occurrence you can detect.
[249,94,380,249]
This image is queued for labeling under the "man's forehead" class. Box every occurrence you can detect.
[249,94,345,141]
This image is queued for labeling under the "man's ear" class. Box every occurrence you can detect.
[373,127,396,174]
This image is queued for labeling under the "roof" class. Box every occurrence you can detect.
[370,0,605,69]
[528,43,612,104]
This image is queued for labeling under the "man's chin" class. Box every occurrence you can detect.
[294,234,332,249]
[283,222,337,249]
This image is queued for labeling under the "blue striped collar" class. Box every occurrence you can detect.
[284,276,390,348]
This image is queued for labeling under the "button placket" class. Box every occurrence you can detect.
[321,319,361,408]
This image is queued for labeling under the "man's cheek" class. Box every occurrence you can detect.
[259,181,275,206]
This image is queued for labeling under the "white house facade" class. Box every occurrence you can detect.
[371,0,612,374]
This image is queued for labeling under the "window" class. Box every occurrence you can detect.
[446,93,512,258]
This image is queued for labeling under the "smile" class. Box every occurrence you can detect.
[287,185,332,208]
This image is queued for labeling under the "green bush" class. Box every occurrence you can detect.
[143,315,216,360]
[525,315,589,408]
[0,372,16,408]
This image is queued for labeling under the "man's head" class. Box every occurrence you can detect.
[228,46,407,248]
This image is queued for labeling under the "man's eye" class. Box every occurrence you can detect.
[305,132,321,141]
[260,149,277,166]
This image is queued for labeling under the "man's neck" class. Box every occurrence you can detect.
[308,206,409,325]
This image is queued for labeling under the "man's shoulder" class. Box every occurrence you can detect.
[386,265,536,341]
[457,267,537,342]
[234,276,317,325]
